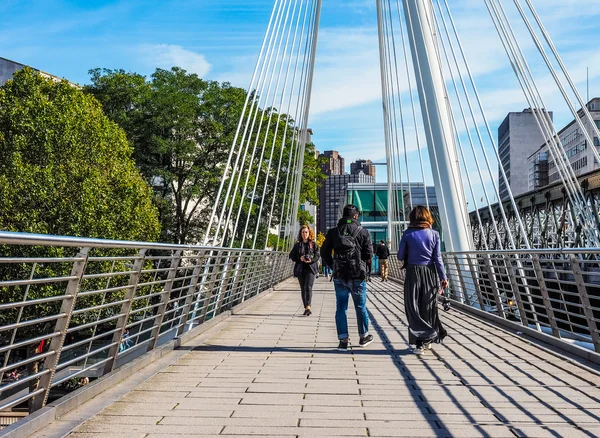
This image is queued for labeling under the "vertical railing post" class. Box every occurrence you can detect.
[227,252,245,307]
[147,249,183,352]
[452,255,470,305]
[532,256,560,337]
[276,253,286,284]
[503,254,529,327]
[177,250,206,336]
[103,248,147,374]
[31,247,90,412]
[239,253,251,303]
[215,252,236,314]
[226,252,242,307]
[467,254,486,311]
[483,254,505,318]
[200,250,224,322]
[570,256,600,352]
[244,252,261,300]
[250,252,265,298]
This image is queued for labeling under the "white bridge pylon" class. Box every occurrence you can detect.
[206,0,600,251]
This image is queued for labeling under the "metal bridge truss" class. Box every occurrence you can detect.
[470,170,600,250]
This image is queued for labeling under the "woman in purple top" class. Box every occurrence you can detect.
[398,206,448,354]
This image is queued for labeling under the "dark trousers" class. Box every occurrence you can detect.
[298,270,315,308]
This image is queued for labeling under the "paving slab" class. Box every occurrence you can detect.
[28,277,600,438]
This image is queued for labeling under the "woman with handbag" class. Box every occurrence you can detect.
[289,225,320,316]
[398,206,448,355]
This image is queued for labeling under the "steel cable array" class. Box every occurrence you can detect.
[204,0,322,251]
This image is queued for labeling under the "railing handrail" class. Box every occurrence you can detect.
[0,231,285,254]
[445,247,600,255]
[387,250,600,357]
[0,233,294,418]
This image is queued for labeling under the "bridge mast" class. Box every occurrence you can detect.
[400,0,472,252]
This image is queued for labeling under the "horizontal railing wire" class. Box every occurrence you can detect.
[388,248,600,354]
[0,231,293,418]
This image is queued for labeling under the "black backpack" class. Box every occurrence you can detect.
[333,226,363,279]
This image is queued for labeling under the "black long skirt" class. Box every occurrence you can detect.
[404,264,447,346]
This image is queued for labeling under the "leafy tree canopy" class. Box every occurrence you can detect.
[86,67,326,247]
[0,68,160,241]
[0,69,161,408]
[86,67,245,244]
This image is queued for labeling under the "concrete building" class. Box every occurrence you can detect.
[527,98,600,190]
[317,172,374,234]
[350,159,376,178]
[498,108,553,199]
[319,150,345,176]
[0,57,64,87]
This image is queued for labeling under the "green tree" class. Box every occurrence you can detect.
[86,67,245,244]
[86,67,326,247]
[316,232,326,248]
[0,69,160,409]
[221,126,326,250]
[0,68,159,240]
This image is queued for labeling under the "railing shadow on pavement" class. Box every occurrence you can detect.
[368,285,600,437]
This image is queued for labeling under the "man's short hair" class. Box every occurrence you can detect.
[380,240,385,244]
[342,204,359,218]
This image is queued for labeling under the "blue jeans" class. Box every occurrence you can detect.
[333,279,369,340]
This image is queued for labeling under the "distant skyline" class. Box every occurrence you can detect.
[2,0,600,184]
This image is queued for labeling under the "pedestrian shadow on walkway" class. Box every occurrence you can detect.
[368,288,600,438]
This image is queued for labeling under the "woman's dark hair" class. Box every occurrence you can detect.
[342,204,359,218]
[296,224,315,242]
[409,205,434,227]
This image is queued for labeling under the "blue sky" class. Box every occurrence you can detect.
[2,0,600,190]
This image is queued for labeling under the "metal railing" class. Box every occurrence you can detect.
[389,249,600,353]
[0,231,292,415]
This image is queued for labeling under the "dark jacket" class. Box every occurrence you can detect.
[320,217,373,280]
[375,243,390,259]
[289,240,320,275]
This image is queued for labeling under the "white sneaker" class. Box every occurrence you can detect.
[413,347,425,355]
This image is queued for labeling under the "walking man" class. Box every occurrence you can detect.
[376,240,390,281]
[321,204,374,350]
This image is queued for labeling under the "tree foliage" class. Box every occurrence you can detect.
[0,68,160,240]
[0,69,161,408]
[86,67,326,247]
[316,232,326,248]
[86,67,245,244]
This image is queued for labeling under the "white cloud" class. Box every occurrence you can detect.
[140,44,211,77]
[310,27,382,115]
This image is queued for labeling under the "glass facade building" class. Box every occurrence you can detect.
[345,182,439,248]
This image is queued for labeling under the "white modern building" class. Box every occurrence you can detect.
[528,98,600,190]
[0,57,64,87]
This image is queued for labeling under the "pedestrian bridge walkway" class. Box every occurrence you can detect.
[27,278,600,438]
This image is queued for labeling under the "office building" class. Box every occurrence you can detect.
[498,108,552,199]
[350,159,376,178]
[528,98,600,191]
[344,182,439,246]
[317,173,374,234]
[1,57,64,87]
[319,150,345,176]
